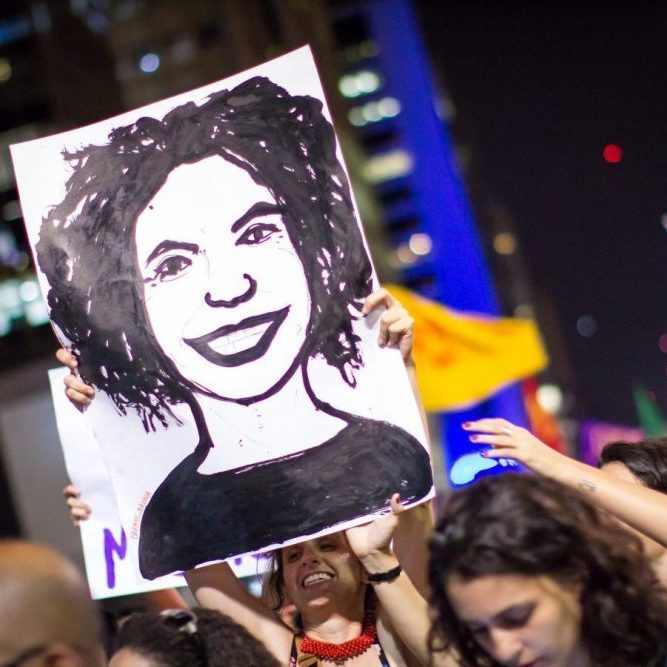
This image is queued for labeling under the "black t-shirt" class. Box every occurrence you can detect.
[139,416,433,579]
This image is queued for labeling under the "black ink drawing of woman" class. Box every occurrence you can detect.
[36,76,433,579]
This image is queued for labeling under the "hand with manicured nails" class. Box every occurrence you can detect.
[463,418,561,476]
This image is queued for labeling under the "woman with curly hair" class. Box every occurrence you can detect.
[428,473,667,667]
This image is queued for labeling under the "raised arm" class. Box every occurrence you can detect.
[465,418,667,547]
[346,495,457,667]
[362,289,435,599]
[184,562,292,663]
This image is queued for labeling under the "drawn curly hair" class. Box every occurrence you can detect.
[36,76,372,431]
[428,473,667,666]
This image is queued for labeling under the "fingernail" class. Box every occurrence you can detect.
[462,422,471,429]
[469,435,479,442]
[481,450,488,457]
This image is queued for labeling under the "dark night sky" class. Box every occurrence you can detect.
[414,0,667,425]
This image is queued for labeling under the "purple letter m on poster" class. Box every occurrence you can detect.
[104,526,128,589]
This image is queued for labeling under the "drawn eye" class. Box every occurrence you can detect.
[236,222,279,246]
[152,255,192,282]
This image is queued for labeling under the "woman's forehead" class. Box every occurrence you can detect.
[281,531,346,553]
[446,572,571,618]
[136,155,275,234]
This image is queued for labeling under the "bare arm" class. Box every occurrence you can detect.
[185,563,292,663]
[362,289,435,599]
[391,500,433,600]
[465,418,667,547]
[63,471,293,658]
[346,496,456,667]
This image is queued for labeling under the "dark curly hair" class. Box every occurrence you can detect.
[114,607,280,667]
[599,437,667,493]
[36,75,373,431]
[428,473,667,666]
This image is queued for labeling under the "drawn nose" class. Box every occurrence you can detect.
[205,274,257,308]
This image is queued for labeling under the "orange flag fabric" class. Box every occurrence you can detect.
[386,284,548,412]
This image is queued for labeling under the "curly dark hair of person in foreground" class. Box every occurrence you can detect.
[428,473,667,667]
[599,436,667,493]
[113,607,280,667]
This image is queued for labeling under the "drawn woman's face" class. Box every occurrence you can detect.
[134,155,311,401]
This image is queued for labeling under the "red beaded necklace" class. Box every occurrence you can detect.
[299,608,377,664]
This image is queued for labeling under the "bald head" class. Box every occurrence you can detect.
[0,540,104,666]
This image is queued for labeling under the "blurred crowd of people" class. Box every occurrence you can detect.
[2,293,667,667]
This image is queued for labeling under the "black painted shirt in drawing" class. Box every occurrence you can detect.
[138,416,433,579]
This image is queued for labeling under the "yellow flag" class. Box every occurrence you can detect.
[386,284,548,412]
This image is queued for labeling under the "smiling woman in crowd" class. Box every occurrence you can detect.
[38,75,432,580]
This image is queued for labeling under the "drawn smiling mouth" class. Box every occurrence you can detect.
[184,307,289,367]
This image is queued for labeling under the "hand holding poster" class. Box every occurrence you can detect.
[48,367,267,598]
[12,47,433,580]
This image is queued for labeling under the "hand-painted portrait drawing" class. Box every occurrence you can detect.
[27,51,433,579]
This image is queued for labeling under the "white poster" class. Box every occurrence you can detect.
[48,368,267,598]
[13,47,433,580]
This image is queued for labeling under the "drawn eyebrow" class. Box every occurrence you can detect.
[230,201,284,233]
[145,240,200,266]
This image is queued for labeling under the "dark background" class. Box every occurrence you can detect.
[416,0,667,424]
